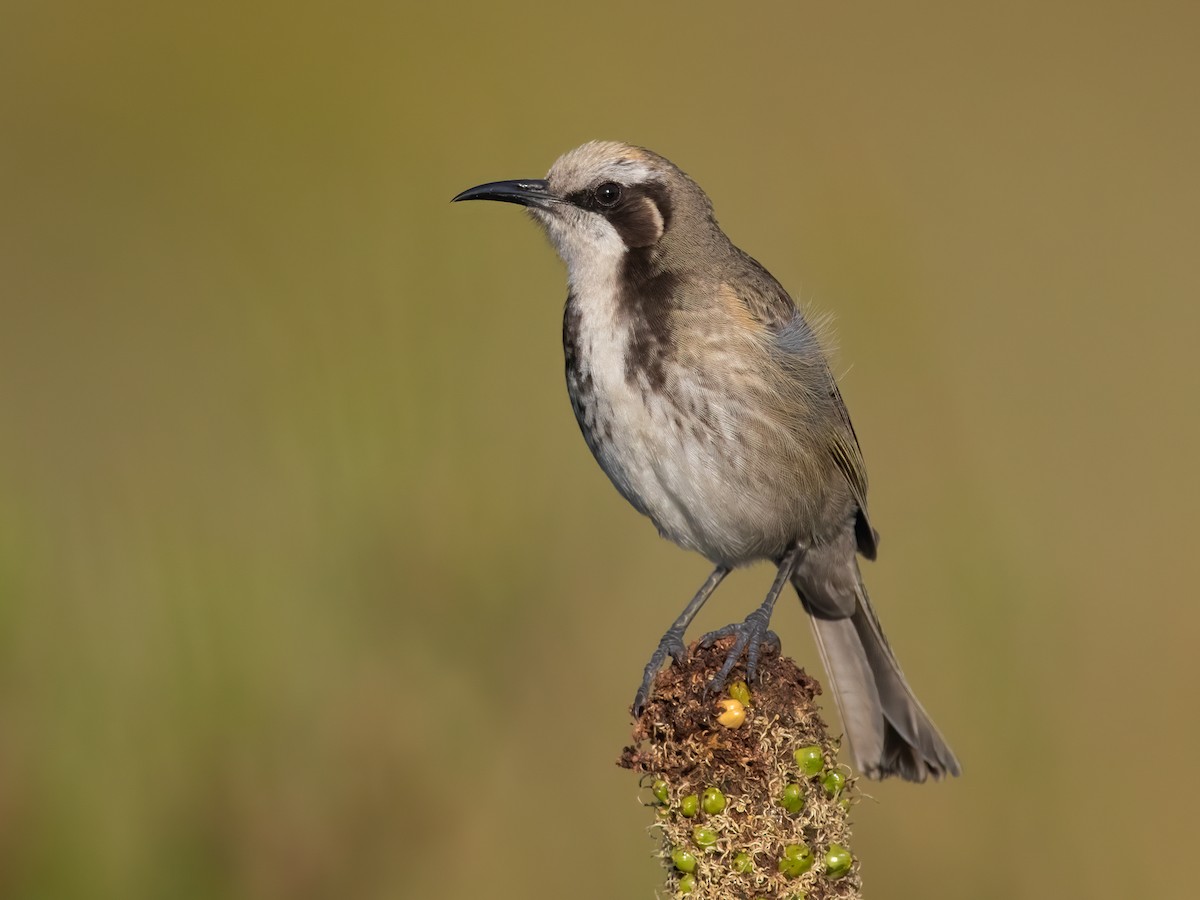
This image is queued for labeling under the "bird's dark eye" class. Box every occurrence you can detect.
[594,181,622,208]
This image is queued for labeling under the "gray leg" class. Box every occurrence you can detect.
[701,544,804,689]
[632,565,731,715]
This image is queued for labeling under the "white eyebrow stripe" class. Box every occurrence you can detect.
[611,161,658,183]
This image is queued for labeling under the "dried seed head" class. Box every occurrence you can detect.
[619,637,862,900]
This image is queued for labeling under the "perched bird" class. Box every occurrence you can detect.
[453,142,960,781]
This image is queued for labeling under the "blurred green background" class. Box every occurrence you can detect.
[2,1,1197,898]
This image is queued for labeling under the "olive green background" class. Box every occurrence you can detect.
[2,2,1197,898]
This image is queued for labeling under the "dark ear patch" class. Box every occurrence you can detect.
[564,181,674,249]
[608,196,664,248]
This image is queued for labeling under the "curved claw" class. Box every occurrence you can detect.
[698,623,739,648]
[745,628,781,682]
[632,630,689,716]
[701,609,780,691]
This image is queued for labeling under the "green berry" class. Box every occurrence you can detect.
[671,848,697,873]
[728,679,752,707]
[692,825,718,848]
[825,843,853,878]
[822,770,845,797]
[778,843,814,878]
[679,873,696,893]
[680,794,699,817]
[794,745,824,777]
[701,787,726,815]
[733,851,754,873]
[839,796,852,812]
[779,782,804,813]
[652,779,670,804]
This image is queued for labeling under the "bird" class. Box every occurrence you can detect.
[453,141,960,781]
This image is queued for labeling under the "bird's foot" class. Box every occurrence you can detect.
[632,627,689,716]
[699,609,780,692]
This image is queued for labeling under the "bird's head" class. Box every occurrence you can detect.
[453,141,719,285]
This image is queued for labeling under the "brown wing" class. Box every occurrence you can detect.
[826,376,879,559]
[720,251,880,559]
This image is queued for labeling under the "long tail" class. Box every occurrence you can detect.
[795,561,960,782]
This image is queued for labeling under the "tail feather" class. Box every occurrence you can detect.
[797,564,960,782]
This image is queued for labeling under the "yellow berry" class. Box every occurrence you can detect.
[716,698,746,728]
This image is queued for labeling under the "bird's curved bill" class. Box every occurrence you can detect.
[451,179,556,209]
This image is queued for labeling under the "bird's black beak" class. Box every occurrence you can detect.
[451,179,557,209]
